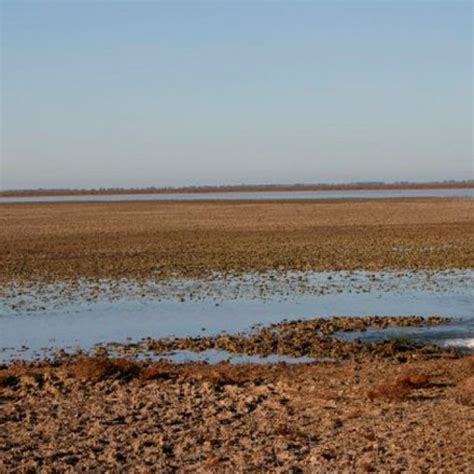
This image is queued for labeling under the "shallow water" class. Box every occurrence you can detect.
[1,270,472,362]
[0,188,472,203]
[337,318,474,349]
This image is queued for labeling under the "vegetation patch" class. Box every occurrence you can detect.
[69,357,141,381]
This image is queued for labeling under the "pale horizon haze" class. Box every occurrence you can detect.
[0,0,472,190]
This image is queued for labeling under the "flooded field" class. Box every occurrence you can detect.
[1,197,472,361]
[1,197,472,473]
[1,270,472,362]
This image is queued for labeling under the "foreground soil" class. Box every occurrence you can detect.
[1,354,473,472]
[0,198,472,282]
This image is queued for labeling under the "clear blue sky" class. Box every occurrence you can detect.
[1,1,472,190]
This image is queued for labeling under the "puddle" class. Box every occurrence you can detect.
[0,270,472,362]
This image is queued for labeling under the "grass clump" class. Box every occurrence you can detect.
[139,364,177,382]
[0,372,19,388]
[386,334,417,350]
[69,357,141,381]
[396,371,430,388]
[368,370,430,401]
[454,376,474,406]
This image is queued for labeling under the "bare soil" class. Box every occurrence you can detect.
[1,354,473,472]
[1,198,472,283]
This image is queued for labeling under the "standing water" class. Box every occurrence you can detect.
[1,270,472,362]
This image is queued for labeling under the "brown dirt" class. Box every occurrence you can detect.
[1,198,472,282]
[1,355,473,472]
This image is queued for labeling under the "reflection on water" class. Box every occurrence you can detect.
[0,188,472,203]
[0,270,472,362]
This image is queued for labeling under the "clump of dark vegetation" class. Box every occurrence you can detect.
[69,357,141,381]
[138,364,178,382]
[0,372,19,388]
[66,357,266,387]
[386,334,416,348]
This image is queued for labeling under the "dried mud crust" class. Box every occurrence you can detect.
[0,198,473,283]
[103,315,454,361]
[1,355,473,472]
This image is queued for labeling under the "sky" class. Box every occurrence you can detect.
[0,0,472,190]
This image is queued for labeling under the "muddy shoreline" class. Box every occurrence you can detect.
[5,315,457,364]
[98,315,454,362]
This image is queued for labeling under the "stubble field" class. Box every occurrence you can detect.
[0,198,472,283]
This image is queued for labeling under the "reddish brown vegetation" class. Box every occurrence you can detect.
[367,370,431,401]
[397,371,431,388]
[66,357,268,386]
[455,376,474,406]
[68,357,141,381]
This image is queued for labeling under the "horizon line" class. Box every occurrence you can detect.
[1,179,473,197]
